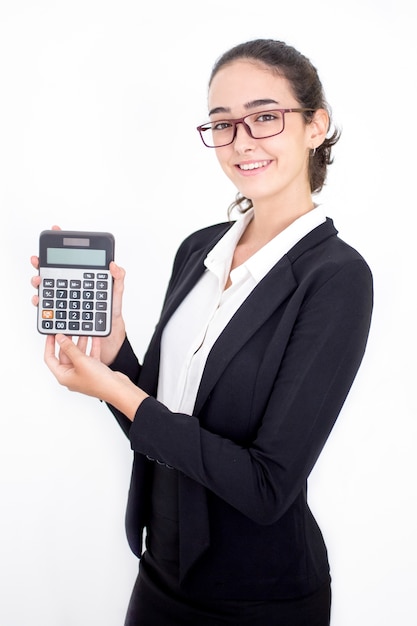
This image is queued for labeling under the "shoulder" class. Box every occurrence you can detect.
[287,218,373,310]
[172,222,233,268]
[290,218,372,276]
[163,222,234,293]
[177,222,233,255]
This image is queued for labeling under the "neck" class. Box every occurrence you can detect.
[245,197,315,247]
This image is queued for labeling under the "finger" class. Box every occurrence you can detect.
[76,335,89,354]
[44,334,59,372]
[109,261,125,317]
[110,261,126,286]
[55,334,83,365]
[58,335,75,366]
[31,255,39,270]
[31,294,39,307]
[51,225,61,231]
[109,260,124,277]
[31,275,41,288]
[89,336,102,360]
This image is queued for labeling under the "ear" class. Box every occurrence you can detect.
[308,108,329,149]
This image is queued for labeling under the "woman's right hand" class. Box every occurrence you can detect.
[31,230,127,367]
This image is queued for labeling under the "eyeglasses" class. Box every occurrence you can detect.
[196,108,316,148]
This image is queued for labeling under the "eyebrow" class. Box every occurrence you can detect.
[208,98,280,116]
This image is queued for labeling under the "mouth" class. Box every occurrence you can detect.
[237,160,271,171]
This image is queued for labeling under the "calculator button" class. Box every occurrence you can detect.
[42,320,54,330]
[83,290,94,300]
[42,310,54,320]
[83,280,94,289]
[69,321,80,331]
[95,312,107,332]
[84,273,94,279]
[96,302,107,310]
[82,322,94,331]
[42,300,54,308]
[55,321,67,331]
[70,280,81,288]
[69,311,80,320]
[56,280,68,288]
[96,280,108,290]
[96,291,107,301]
[43,279,54,288]
[82,301,94,310]
[69,301,80,310]
[43,289,54,298]
[56,300,67,309]
[55,311,67,320]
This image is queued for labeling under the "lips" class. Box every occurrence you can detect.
[237,160,270,171]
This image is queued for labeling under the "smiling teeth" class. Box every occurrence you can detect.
[239,161,269,170]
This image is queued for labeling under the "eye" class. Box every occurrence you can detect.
[212,120,233,132]
[254,110,282,123]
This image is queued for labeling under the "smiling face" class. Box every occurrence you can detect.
[208,59,325,213]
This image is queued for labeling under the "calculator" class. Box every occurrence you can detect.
[37,230,115,336]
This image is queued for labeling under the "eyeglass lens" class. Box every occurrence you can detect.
[200,110,286,147]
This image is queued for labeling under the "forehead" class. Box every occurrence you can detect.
[208,59,296,113]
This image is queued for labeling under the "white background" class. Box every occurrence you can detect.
[1,1,416,624]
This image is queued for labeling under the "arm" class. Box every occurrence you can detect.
[40,234,372,525]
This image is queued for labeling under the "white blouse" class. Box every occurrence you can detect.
[157,206,326,415]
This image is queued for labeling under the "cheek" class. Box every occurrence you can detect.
[274,134,310,168]
[214,147,235,176]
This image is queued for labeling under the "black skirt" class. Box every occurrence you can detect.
[124,553,331,626]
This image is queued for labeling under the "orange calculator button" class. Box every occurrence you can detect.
[42,310,54,319]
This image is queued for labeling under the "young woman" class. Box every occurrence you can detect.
[32,39,373,625]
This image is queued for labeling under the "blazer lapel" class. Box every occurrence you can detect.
[139,226,230,395]
[193,255,297,415]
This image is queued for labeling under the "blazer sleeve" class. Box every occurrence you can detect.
[107,337,142,437]
[127,257,373,525]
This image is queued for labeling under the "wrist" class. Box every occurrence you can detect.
[106,372,148,421]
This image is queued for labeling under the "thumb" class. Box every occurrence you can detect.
[55,334,82,363]
[110,261,125,317]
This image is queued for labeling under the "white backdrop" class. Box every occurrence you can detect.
[1,1,416,625]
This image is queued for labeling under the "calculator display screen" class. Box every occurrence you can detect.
[46,247,106,266]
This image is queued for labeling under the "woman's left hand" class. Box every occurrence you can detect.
[44,334,148,419]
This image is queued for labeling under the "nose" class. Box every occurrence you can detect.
[233,121,256,151]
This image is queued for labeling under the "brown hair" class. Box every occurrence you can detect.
[209,39,340,215]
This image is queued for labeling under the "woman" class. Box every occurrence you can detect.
[32,39,373,625]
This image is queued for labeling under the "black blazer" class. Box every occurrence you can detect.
[108,218,373,600]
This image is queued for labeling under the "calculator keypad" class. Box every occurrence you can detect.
[38,270,112,336]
